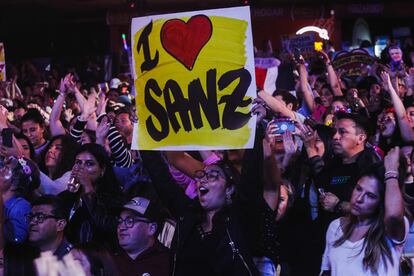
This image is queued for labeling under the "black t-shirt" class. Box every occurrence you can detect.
[317,148,379,230]
[318,147,380,202]
[320,162,359,201]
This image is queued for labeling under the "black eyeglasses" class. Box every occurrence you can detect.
[117,217,151,228]
[26,212,60,224]
[194,170,223,182]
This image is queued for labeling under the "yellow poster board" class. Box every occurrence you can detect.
[131,6,256,150]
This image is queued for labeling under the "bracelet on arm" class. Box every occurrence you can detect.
[384,175,399,182]
[385,170,398,175]
[326,61,332,66]
[384,171,399,180]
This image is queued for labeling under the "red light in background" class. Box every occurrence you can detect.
[129,2,135,8]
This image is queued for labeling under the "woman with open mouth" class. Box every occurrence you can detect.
[140,121,267,275]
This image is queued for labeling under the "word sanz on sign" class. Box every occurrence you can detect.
[131,7,257,150]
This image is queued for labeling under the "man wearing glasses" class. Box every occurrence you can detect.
[2,195,72,274]
[27,195,73,258]
[113,196,169,276]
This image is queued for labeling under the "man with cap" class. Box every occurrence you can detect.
[113,196,169,276]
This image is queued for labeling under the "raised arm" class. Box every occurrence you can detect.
[9,76,23,101]
[320,51,343,96]
[50,75,71,136]
[381,71,414,142]
[296,123,326,176]
[258,90,296,120]
[383,147,406,241]
[85,89,98,131]
[69,92,97,143]
[140,151,193,219]
[262,123,282,210]
[67,75,86,111]
[236,100,267,205]
[165,151,205,178]
[106,120,132,168]
[298,63,316,112]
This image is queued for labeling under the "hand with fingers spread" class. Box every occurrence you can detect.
[251,98,266,126]
[283,130,297,156]
[79,92,97,121]
[380,71,392,91]
[280,129,297,171]
[296,121,320,158]
[319,50,331,64]
[59,73,72,96]
[66,74,80,94]
[96,116,110,146]
[96,91,108,117]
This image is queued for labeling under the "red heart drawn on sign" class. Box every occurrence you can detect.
[161,15,212,70]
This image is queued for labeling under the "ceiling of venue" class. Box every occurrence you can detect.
[0,0,242,11]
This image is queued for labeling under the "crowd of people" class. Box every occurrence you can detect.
[0,39,413,276]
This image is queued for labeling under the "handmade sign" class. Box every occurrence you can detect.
[0,43,5,81]
[332,48,375,77]
[281,33,315,55]
[131,7,256,150]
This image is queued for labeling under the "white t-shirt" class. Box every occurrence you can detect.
[321,217,409,276]
[38,171,71,195]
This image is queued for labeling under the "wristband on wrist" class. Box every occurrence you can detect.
[385,176,398,182]
[326,61,332,66]
[385,170,398,175]
[384,173,398,178]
